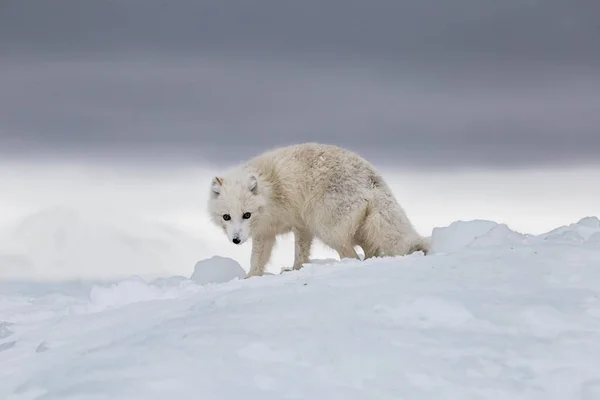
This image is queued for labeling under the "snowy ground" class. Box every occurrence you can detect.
[1,217,600,399]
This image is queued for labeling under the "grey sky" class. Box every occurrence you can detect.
[1,0,599,169]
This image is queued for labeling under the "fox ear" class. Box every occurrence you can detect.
[248,175,258,195]
[211,176,223,197]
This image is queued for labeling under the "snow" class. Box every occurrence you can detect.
[1,217,600,399]
[540,216,600,242]
[0,206,204,281]
[428,219,539,255]
[190,256,246,284]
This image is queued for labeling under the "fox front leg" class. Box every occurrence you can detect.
[246,235,276,278]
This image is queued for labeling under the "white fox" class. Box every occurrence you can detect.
[208,143,429,277]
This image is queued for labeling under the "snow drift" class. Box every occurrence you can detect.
[1,216,600,399]
[0,206,204,280]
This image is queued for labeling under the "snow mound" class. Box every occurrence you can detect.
[0,206,203,280]
[540,216,600,243]
[190,256,246,284]
[577,216,600,228]
[429,219,529,254]
[429,217,600,255]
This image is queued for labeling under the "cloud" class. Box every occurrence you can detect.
[2,0,599,67]
[1,0,599,169]
[1,57,600,169]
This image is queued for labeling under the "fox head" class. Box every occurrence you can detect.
[208,171,268,245]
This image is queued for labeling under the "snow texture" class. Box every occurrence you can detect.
[1,217,600,399]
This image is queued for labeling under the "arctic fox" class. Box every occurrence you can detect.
[208,143,429,277]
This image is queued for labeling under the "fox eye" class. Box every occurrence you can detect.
[222,214,231,221]
[242,212,251,219]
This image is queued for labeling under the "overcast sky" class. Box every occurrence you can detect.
[1,0,599,169]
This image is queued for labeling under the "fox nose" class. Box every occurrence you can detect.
[232,237,241,245]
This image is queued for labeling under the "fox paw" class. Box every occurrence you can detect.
[245,270,264,279]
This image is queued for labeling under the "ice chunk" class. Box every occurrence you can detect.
[429,219,526,254]
[191,256,246,284]
[541,216,600,243]
[469,223,529,248]
[577,216,600,228]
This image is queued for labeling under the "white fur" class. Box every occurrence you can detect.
[208,143,429,278]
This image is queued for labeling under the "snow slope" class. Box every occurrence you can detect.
[1,217,600,399]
